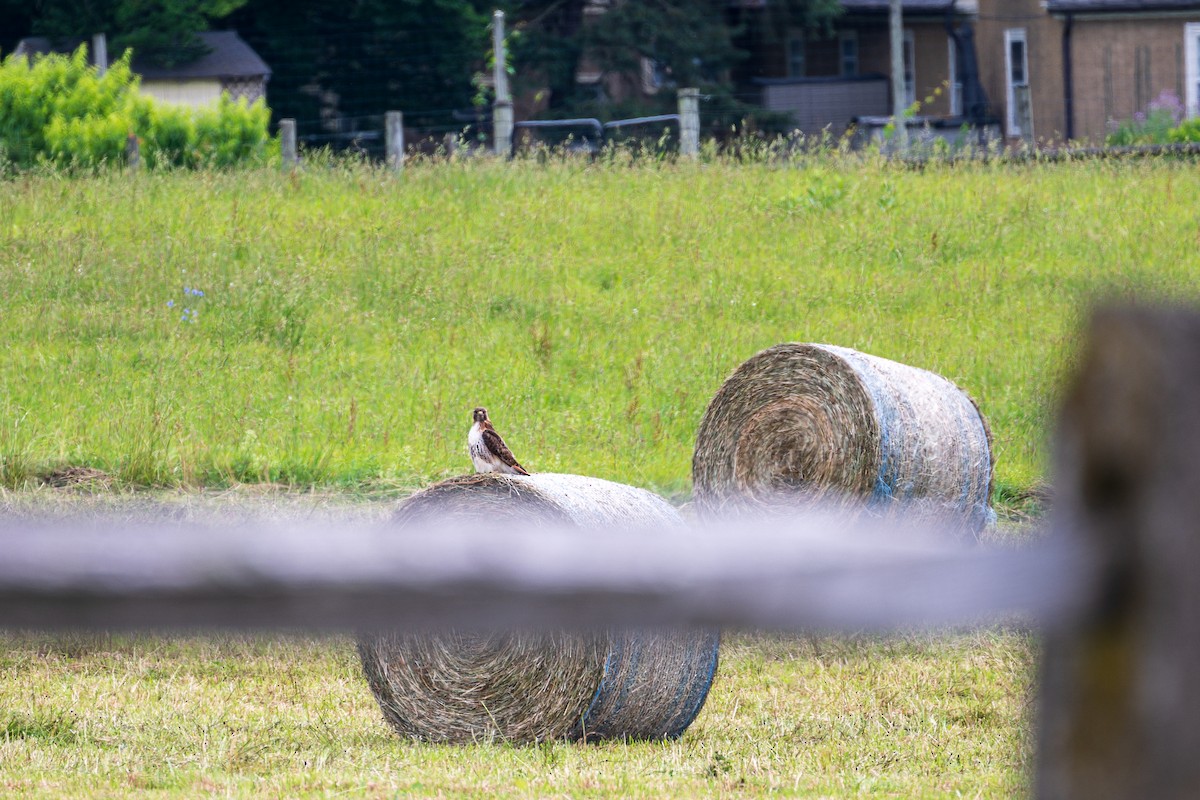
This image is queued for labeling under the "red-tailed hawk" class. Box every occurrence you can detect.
[468,407,530,475]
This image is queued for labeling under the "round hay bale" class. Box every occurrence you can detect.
[692,344,994,534]
[356,473,720,744]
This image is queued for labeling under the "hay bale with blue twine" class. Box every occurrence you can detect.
[692,343,994,536]
[356,472,720,743]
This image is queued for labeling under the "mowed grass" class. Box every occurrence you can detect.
[0,491,1034,798]
[0,629,1035,799]
[1,156,1197,495]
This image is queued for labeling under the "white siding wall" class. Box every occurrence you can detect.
[140,80,223,107]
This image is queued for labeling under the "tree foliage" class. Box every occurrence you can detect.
[12,0,249,67]
[225,0,493,129]
[512,0,842,118]
[4,0,842,128]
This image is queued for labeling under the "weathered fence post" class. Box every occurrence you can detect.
[1037,307,1200,800]
[678,88,700,158]
[385,111,404,169]
[443,132,458,159]
[279,118,297,170]
[492,9,513,156]
[125,133,140,171]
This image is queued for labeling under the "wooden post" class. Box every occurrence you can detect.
[443,132,458,159]
[679,88,700,158]
[280,118,297,169]
[492,9,513,156]
[889,0,908,154]
[1037,308,1200,800]
[125,133,140,171]
[92,33,108,75]
[385,111,404,169]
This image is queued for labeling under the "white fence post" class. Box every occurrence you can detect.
[679,88,700,158]
[385,111,405,169]
[280,119,297,169]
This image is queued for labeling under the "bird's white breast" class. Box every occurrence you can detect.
[468,423,495,472]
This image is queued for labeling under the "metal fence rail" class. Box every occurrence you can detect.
[512,114,683,156]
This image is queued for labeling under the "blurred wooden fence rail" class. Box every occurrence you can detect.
[1,306,1196,800]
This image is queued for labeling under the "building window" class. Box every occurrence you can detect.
[788,38,806,78]
[839,31,858,77]
[1186,22,1200,117]
[1004,28,1031,137]
[903,30,916,108]
[948,36,963,116]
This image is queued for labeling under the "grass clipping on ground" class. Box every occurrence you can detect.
[357,473,720,743]
[693,343,994,537]
[0,490,1035,798]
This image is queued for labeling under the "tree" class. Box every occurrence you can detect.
[224,0,492,131]
[511,0,842,119]
[0,1,35,56]
[16,0,249,67]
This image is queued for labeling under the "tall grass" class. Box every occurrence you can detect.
[1,156,1196,496]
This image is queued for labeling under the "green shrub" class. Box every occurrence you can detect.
[1107,89,1200,147]
[1106,108,1176,146]
[0,46,272,170]
[1167,117,1200,143]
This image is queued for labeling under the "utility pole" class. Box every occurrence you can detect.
[492,10,513,157]
[889,0,908,154]
[92,33,108,75]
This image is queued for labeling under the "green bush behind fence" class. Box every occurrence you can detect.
[0,47,273,170]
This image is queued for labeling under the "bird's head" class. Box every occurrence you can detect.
[472,407,489,423]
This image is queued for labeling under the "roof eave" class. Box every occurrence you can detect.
[1047,2,1200,16]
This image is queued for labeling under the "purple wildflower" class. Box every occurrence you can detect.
[1149,90,1185,124]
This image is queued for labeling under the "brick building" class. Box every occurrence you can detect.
[975,0,1200,143]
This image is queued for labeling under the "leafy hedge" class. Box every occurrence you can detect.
[0,47,273,169]
[1166,117,1200,144]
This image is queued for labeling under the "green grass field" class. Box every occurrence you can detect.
[1,155,1196,797]
[2,156,1197,495]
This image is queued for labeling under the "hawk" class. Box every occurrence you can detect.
[468,407,530,476]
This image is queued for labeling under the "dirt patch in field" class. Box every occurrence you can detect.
[39,466,113,490]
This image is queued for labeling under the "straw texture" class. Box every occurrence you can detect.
[357,473,720,743]
[693,344,994,535]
